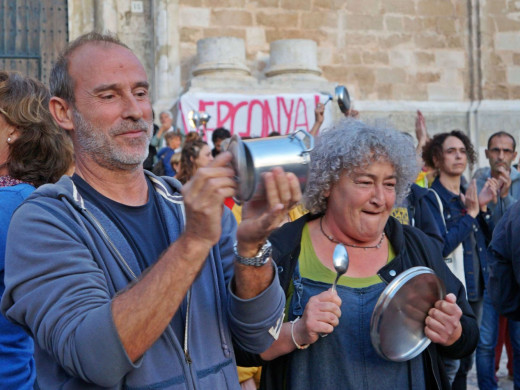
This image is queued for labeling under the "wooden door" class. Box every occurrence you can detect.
[0,0,68,86]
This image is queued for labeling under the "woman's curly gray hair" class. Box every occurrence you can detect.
[304,118,420,214]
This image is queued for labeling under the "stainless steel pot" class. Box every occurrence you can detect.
[226,129,314,202]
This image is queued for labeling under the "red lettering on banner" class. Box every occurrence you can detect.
[234,101,249,135]
[263,100,276,137]
[180,94,328,138]
[203,100,251,134]
[216,101,234,131]
[278,98,294,135]
[199,100,214,114]
[245,100,264,138]
[293,98,309,132]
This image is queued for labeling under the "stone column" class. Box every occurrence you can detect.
[262,39,333,98]
[93,0,118,33]
[187,36,256,90]
[68,0,95,40]
[153,0,181,113]
[192,37,251,76]
[265,39,322,78]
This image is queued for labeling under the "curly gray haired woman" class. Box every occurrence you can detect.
[242,118,479,390]
[304,118,419,215]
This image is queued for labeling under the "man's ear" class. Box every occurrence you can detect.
[49,97,74,131]
[484,149,490,160]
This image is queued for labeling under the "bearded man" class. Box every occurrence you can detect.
[1,32,298,389]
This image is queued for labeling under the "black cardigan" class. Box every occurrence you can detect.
[235,214,479,390]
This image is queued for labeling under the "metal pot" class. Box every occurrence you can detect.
[226,129,314,202]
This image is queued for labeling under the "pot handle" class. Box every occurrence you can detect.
[290,129,314,154]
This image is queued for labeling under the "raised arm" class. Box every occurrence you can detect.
[309,103,325,137]
[112,153,237,362]
[415,110,430,155]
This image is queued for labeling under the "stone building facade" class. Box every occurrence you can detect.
[67,0,520,165]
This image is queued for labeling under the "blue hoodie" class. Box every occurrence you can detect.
[1,173,285,389]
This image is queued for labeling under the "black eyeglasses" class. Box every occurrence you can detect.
[489,148,514,155]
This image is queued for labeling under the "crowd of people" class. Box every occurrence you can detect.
[1,31,520,390]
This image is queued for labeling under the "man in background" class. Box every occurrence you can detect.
[473,131,520,390]
[211,127,231,157]
[473,131,520,224]
[1,32,296,389]
[152,110,175,149]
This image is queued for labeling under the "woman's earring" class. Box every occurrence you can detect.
[7,137,11,143]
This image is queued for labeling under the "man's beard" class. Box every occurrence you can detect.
[72,109,152,171]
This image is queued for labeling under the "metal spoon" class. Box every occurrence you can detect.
[320,244,349,337]
[331,244,349,293]
[322,95,333,106]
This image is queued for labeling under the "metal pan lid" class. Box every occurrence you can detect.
[225,134,256,203]
[370,266,446,362]
[335,85,351,113]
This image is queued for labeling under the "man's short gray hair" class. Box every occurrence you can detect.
[304,118,420,215]
[50,31,130,105]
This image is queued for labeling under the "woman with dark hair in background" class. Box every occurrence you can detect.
[422,130,497,389]
[0,71,74,389]
[176,139,213,184]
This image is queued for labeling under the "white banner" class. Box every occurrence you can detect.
[176,92,333,143]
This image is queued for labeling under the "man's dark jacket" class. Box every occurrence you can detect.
[488,200,520,320]
[235,214,479,390]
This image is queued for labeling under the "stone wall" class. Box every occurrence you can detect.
[177,0,471,102]
[69,0,180,111]
[481,0,520,100]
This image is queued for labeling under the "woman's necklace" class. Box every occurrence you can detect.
[319,217,385,250]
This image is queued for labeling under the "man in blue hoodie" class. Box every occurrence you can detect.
[1,32,296,389]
